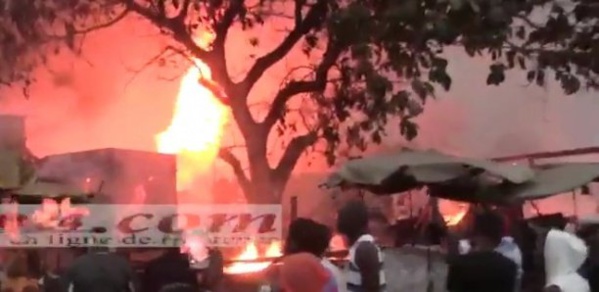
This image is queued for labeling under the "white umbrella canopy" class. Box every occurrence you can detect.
[323,148,534,195]
[428,162,599,204]
[501,163,599,202]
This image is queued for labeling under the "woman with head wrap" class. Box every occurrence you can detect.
[542,229,589,292]
[279,253,331,292]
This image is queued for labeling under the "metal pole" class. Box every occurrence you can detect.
[572,190,578,218]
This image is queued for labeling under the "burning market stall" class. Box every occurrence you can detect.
[324,147,599,292]
[322,148,537,291]
[322,148,534,226]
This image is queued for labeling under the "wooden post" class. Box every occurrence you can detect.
[290,196,298,221]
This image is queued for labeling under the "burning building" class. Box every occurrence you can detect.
[36,148,177,205]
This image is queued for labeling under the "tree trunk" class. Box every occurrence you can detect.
[244,177,283,204]
[241,131,283,204]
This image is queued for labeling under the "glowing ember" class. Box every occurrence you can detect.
[224,241,282,274]
[439,199,469,226]
[31,198,89,230]
[181,228,210,265]
[445,210,468,226]
[155,60,228,190]
[1,199,20,241]
[329,234,346,251]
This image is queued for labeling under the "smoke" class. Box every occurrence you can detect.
[0,8,597,215]
[0,17,179,157]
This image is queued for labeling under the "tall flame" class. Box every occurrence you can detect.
[155,60,228,190]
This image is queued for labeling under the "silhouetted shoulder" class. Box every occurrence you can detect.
[447,251,516,292]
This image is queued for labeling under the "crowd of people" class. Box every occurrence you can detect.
[1,200,599,292]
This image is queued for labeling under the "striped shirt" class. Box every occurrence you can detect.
[345,234,386,292]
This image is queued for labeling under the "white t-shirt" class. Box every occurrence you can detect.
[321,258,347,292]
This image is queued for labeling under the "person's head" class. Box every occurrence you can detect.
[158,283,196,292]
[544,229,588,285]
[5,253,28,279]
[285,218,331,257]
[470,210,505,250]
[22,286,39,292]
[313,223,333,257]
[87,245,111,254]
[279,252,330,292]
[336,200,369,243]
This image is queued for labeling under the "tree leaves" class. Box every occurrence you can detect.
[400,118,418,141]
[2,0,599,176]
[0,0,123,90]
[486,64,506,85]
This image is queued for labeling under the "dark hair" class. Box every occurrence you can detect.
[286,218,331,257]
[472,210,505,244]
[23,286,39,292]
[337,201,369,241]
[314,223,333,256]
[158,283,196,292]
[6,253,29,278]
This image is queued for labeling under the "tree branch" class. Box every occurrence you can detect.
[239,0,328,98]
[218,147,252,195]
[75,7,130,34]
[262,40,342,130]
[213,0,245,50]
[272,132,318,185]
[175,0,191,21]
[125,0,210,63]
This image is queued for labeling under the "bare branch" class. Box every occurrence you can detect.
[272,132,318,184]
[125,0,210,62]
[176,0,192,21]
[121,45,179,89]
[218,147,252,196]
[239,0,328,99]
[213,0,245,50]
[262,40,342,130]
[75,7,130,35]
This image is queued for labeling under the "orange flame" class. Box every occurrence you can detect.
[329,234,346,251]
[444,210,468,226]
[31,198,89,230]
[439,199,469,226]
[2,199,20,241]
[224,241,282,274]
[155,60,228,191]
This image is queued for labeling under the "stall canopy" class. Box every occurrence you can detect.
[498,163,599,202]
[14,177,92,199]
[323,149,599,204]
[322,148,534,195]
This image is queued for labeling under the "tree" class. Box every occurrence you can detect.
[2,0,599,203]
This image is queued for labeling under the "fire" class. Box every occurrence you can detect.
[329,234,346,251]
[31,198,89,230]
[1,198,90,243]
[439,199,469,226]
[155,60,228,190]
[444,210,468,226]
[224,241,282,274]
[1,199,20,241]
